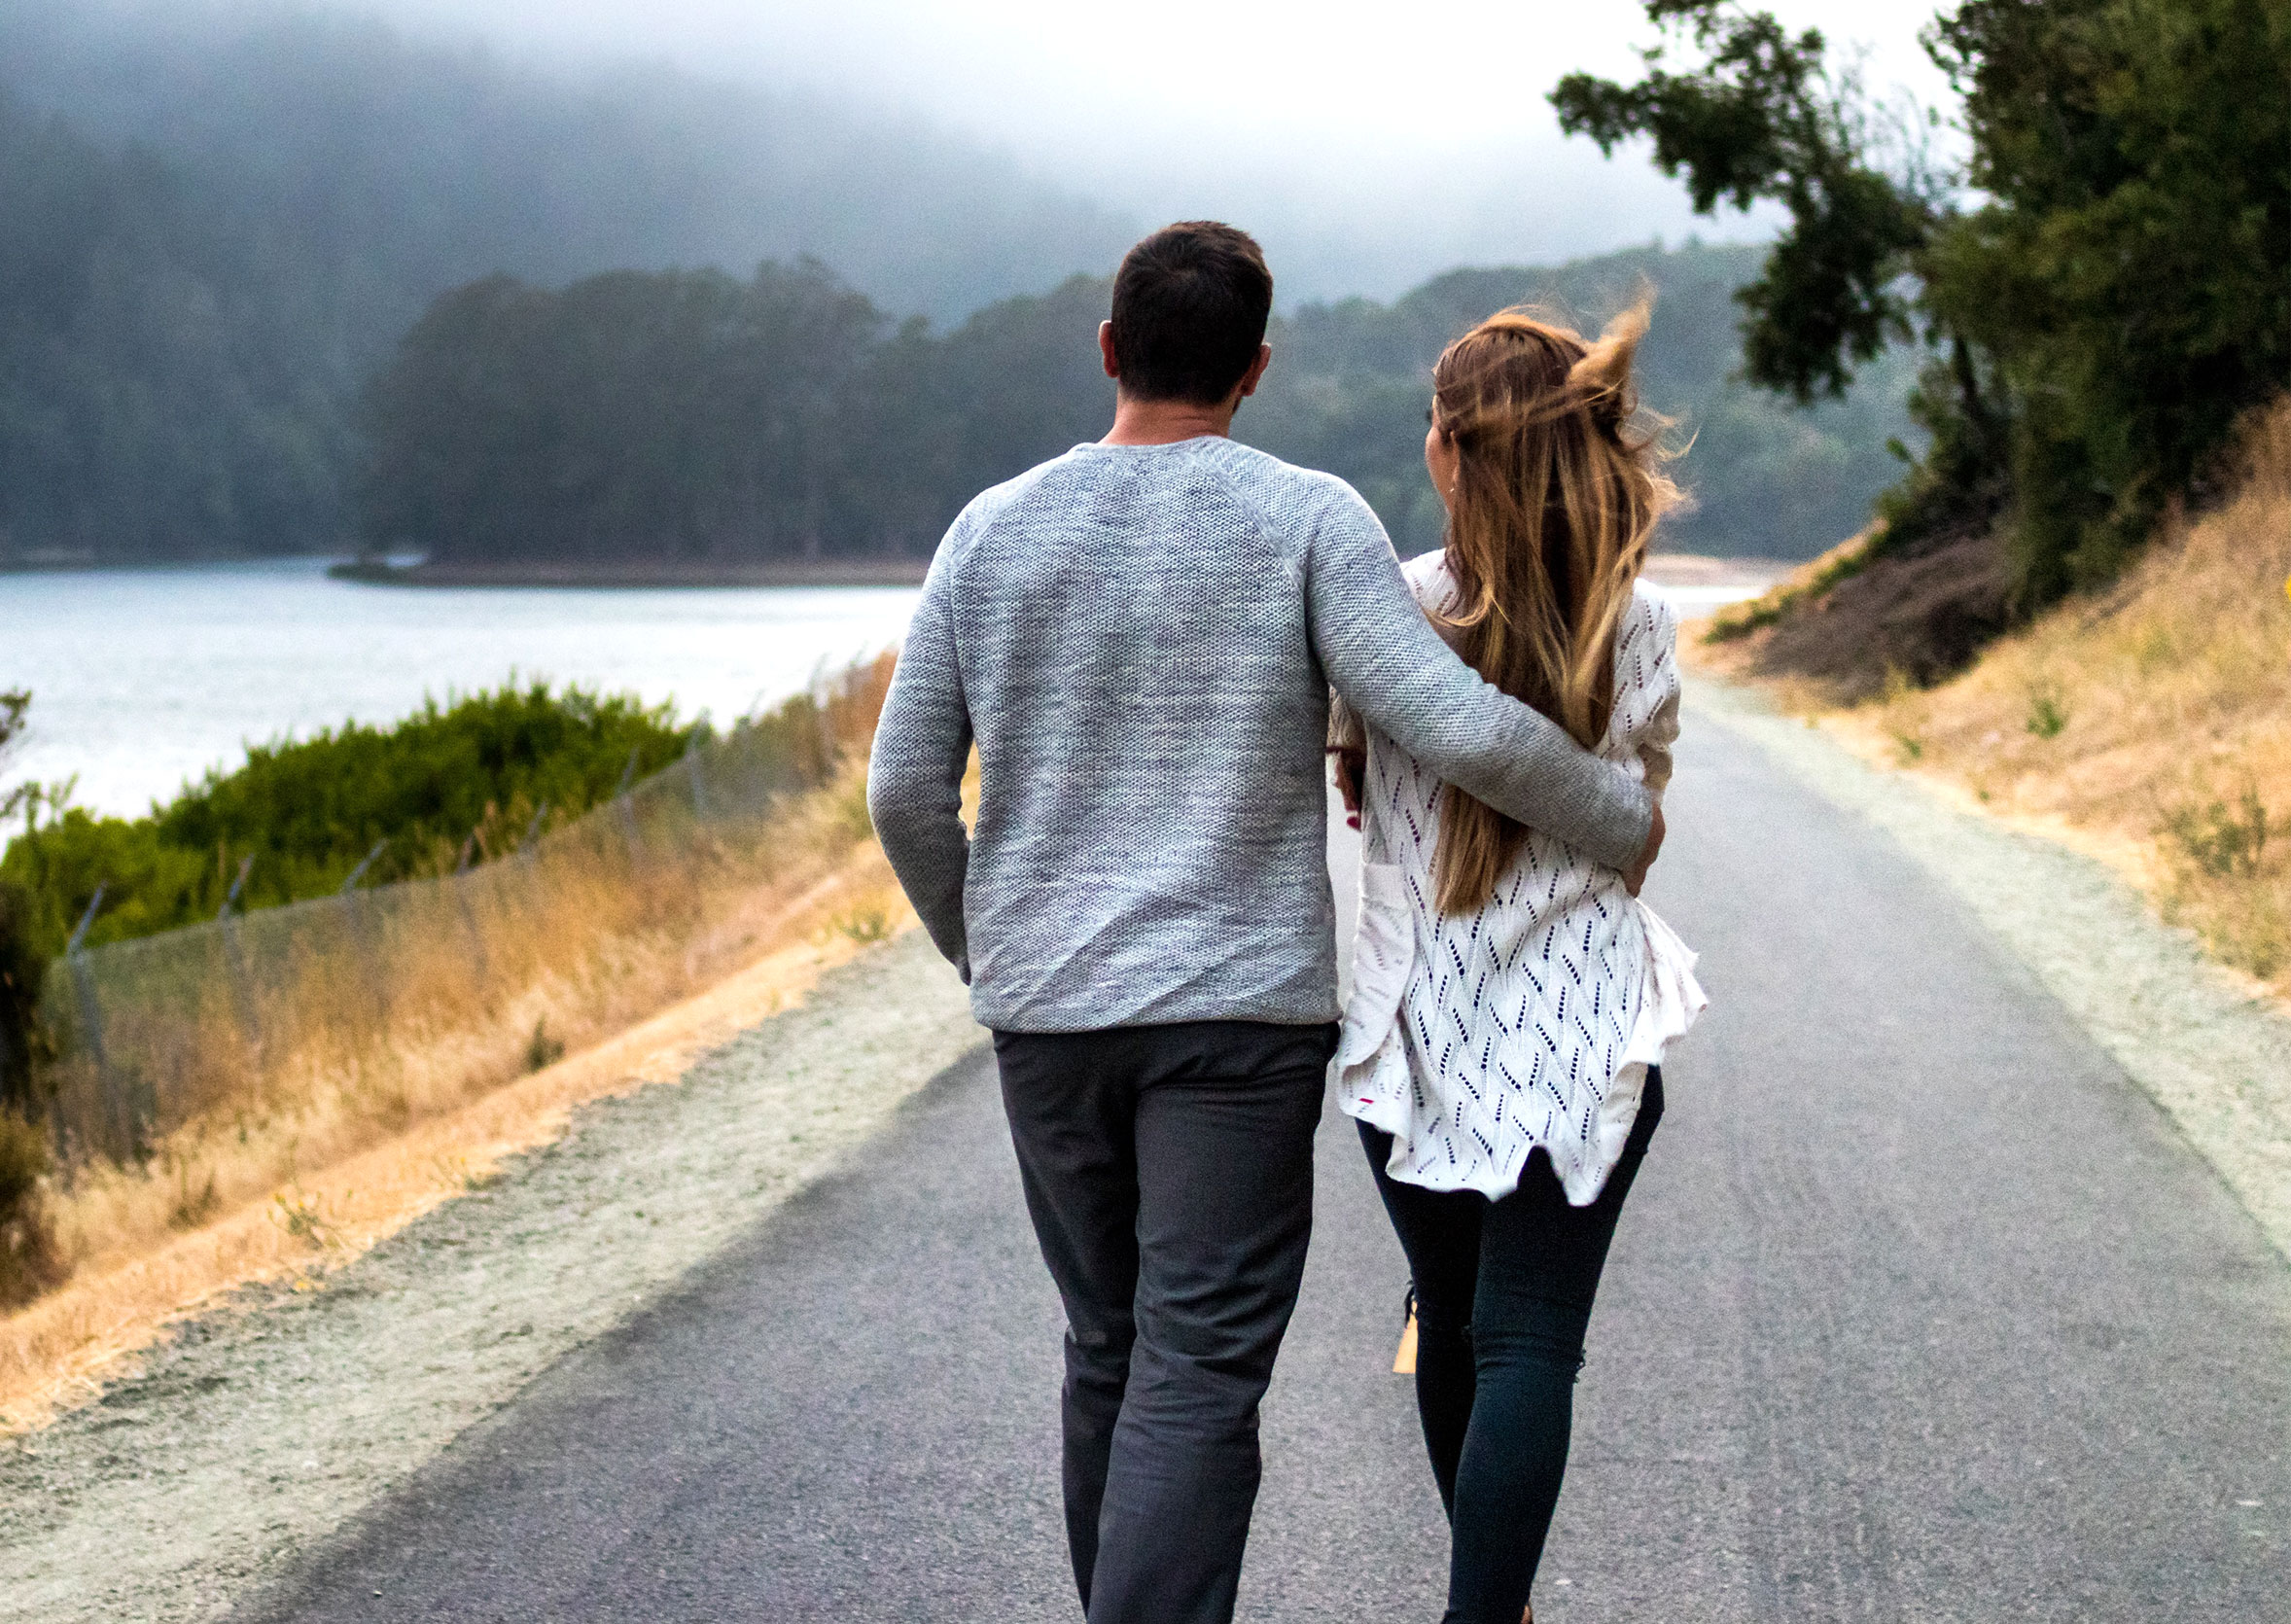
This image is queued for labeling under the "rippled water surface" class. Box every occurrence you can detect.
[1,560,921,815]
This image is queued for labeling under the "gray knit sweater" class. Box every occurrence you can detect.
[865,436,1654,1033]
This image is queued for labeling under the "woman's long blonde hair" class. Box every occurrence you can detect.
[1429,296,1679,914]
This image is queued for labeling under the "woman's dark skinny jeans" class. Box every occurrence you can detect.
[1357,1069,1663,1624]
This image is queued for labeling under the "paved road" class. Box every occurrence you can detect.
[233,713,2291,1622]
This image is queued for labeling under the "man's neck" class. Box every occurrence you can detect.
[1100,392,1238,446]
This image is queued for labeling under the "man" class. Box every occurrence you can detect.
[867,222,1660,1624]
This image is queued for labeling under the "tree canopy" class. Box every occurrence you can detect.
[1555,0,2291,601]
[359,243,1917,568]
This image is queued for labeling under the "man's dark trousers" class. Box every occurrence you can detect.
[993,1019,1337,1624]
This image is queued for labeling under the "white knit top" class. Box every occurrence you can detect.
[1337,554,1708,1205]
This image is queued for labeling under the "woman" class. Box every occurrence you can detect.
[1330,300,1706,1623]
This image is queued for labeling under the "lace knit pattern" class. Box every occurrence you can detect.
[1340,559,1683,1203]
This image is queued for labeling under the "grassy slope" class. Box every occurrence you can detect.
[1,794,918,1430]
[2,657,929,1423]
[1703,401,2291,1001]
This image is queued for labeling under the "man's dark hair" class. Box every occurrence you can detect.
[1109,222,1273,406]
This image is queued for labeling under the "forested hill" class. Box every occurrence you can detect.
[1252,247,1917,558]
[0,5,1913,568]
[0,2,1134,564]
[0,4,1134,324]
[363,244,1917,567]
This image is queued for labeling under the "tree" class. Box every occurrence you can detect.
[1552,2,2011,569]
[0,691,48,1113]
[1925,0,2291,592]
[1551,6,1944,401]
[1554,0,2291,605]
[353,242,1913,567]
[355,263,889,563]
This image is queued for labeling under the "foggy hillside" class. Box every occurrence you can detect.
[0,2,1916,567]
[0,0,1137,561]
[0,2,1139,330]
[355,245,1918,570]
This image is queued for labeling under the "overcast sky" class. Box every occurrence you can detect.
[335,0,1959,300]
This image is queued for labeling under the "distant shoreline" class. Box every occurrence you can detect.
[1639,552,1794,591]
[1,552,1792,591]
[328,558,933,589]
[328,552,1789,593]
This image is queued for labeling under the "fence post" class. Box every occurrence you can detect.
[686,739,710,823]
[217,856,263,1062]
[453,822,491,987]
[812,680,837,786]
[63,886,121,1159]
[511,799,552,942]
[340,840,390,1031]
[614,748,643,862]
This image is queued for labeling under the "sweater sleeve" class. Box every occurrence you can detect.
[866,544,974,980]
[1302,481,1654,873]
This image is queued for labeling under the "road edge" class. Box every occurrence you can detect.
[0,930,984,1624]
[1692,673,2291,1264]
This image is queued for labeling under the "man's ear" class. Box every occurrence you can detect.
[1236,342,1273,401]
[1098,320,1120,382]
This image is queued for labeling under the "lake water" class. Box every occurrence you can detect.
[2,557,1770,820]
[1,560,922,816]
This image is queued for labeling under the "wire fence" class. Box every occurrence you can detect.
[34,656,893,1171]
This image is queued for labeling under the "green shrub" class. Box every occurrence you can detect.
[2025,687,2071,741]
[0,682,700,957]
[2165,790,2273,880]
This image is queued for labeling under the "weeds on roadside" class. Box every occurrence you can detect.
[1878,669,1928,763]
[1781,399,2291,999]
[2025,682,2070,739]
[2164,789,2273,878]
[833,903,895,945]
[524,1017,567,1074]
[829,773,876,845]
[271,1187,337,1252]
[2160,787,2287,979]
[168,1161,220,1230]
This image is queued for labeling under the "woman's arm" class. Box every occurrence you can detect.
[1623,590,1683,798]
[1326,692,1366,830]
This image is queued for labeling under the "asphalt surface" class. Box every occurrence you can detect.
[232,713,2291,1623]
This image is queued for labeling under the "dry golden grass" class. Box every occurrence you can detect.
[0,653,967,1428]
[0,835,917,1433]
[39,657,899,1167]
[1708,400,2291,1000]
[42,744,891,1280]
